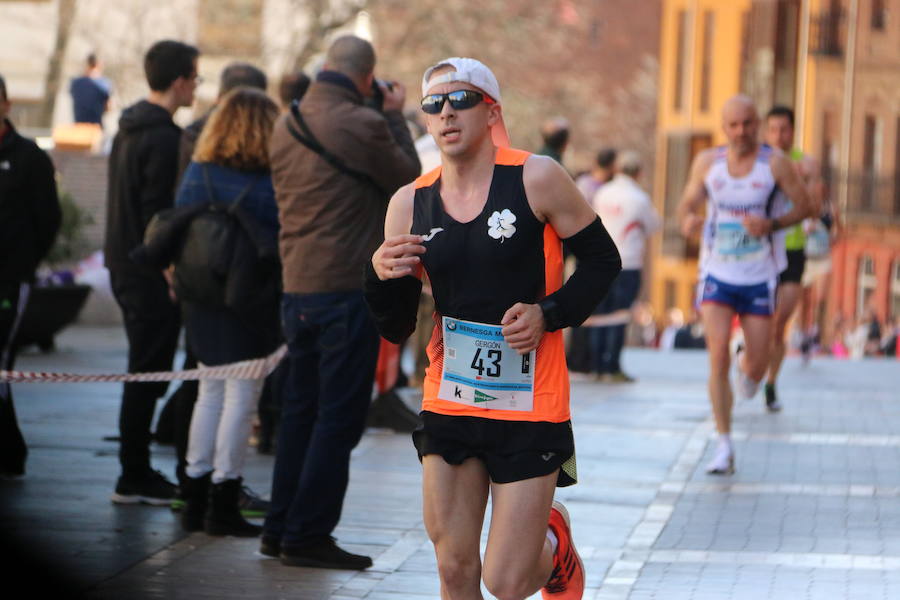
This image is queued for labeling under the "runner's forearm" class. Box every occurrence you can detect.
[539,218,622,332]
[364,261,422,343]
[772,203,808,230]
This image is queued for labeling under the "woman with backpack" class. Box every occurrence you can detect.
[174,87,280,536]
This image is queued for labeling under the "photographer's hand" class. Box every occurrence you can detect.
[380,80,406,112]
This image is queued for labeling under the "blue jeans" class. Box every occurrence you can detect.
[590,269,641,374]
[264,291,379,545]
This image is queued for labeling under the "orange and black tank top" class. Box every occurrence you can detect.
[412,147,570,423]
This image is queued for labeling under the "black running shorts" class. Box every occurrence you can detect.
[779,249,806,284]
[412,411,577,487]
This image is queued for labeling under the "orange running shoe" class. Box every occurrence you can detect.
[541,500,585,599]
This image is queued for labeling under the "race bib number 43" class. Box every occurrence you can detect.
[438,317,535,411]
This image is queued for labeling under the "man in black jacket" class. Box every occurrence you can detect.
[0,74,62,478]
[104,40,199,504]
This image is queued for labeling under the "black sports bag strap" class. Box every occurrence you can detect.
[286,100,384,195]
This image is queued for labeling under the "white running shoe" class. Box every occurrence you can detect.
[734,368,760,402]
[705,441,735,475]
[731,344,759,402]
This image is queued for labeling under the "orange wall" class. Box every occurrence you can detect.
[651,0,751,319]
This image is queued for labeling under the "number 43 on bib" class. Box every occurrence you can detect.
[438,316,535,411]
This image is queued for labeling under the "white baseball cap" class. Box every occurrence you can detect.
[421,57,510,148]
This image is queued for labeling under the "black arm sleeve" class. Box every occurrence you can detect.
[538,217,622,331]
[363,261,423,343]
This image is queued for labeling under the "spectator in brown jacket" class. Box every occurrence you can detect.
[261,35,420,570]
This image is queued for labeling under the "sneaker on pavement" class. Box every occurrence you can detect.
[608,371,636,383]
[259,535,281,558]
[542,501,585,599]
[111,470,176,506]
[280,536,373,570]
[733,365,760,402]
[238,484,270,518]
[764,383,782,413]
[170,486,186,512]
[705,442,735,475]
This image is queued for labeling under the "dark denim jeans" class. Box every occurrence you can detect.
[264,291,379,546]
[590,269,641,374]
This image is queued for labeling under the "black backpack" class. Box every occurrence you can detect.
[172,167,259,308]
[135,166,280,320]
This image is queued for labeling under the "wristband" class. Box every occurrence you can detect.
[538,297,564,333]
[363,261,422,343]
[770,217,781,231]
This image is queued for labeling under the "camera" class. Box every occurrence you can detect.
[367,78,394,112]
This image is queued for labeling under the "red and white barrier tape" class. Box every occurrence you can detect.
[0,344,287,383]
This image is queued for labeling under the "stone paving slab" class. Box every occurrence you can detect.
[630,562,900,600]
[655,492,900,555]
[688,439,900,485]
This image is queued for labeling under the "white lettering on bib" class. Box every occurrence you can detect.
[438,317,535,411]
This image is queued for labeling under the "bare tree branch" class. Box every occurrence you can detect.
[38,0,77,127]
[287,0,371,72]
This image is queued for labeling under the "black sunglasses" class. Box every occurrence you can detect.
[421,90,495,114]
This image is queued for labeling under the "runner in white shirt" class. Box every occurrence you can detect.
[677,95,812,475]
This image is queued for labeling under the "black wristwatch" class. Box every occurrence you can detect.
[770,217,781,231]
[538,297,564,332]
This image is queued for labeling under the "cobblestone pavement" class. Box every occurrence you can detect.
[2,326,898,599]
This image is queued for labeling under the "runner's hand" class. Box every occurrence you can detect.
[742,215,772,237]
[681,213,703,237]
[500,303,545,354]
[372,234,425,280]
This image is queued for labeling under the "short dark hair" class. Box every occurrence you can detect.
[219,62,267,97]
[87,53,98,69]
[766,105,795,128]
[542,128,569,152]
[278,71,311,107]
[596,147,617,169]
[0,74,7,102]
[144,40,199,92]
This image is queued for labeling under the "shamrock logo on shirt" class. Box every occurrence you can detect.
[487,209,517,242]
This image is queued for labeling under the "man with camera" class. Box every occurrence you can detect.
[261,35,420,569]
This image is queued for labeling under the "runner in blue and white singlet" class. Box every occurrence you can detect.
[698,144,783,317]
[678,96,812,477]
[701,144,780,285]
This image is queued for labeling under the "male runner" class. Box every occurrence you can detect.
[763,105,823,411]
[677,95,811,475]
[365,58,621,599]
